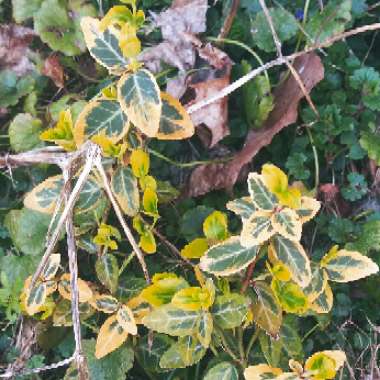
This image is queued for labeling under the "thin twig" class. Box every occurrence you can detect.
[218,0,240,39]
[94,158,151,284]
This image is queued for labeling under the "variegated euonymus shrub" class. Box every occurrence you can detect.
[17,1,379,379]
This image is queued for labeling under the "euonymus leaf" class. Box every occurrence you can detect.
[203,211,228,242]
[156,92,194,140]
[130,149,149,178]
[309,280,333,314]
[241,211,274,247]
[180,238,209,259]
[302,265,328,303]
[58,273,93,303]
[41,254,61,280]
[247,173,277,211]
[117,69,162,137]
[211,293,248,329]
[24,175,63,214]
[142,304,200,336]
[244,364,283,380]
[251,282,282,336]
[95,315,129,359]
[116,305,137,335]
[91,294,119,313]
[204,361,239,380]
[24,280,47,315]
[270,235,311,287]
[321,248,379,282]
[295,196,321,224]
[271,208,302,242]
[74,98,129,146]
[304,350,346,380]
[34,0,96,56]
[200,236,259,276]
[159,336,206,369]
[9,113,44,152]
[226,196,256,220]
[111,166,139,216]
[95,254,119,294]
[196,311,213,348]
[81,17,128,72]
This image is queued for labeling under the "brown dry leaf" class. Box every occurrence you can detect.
[42,55,65,88]
[140,0,207,72]
[184,44,232,147]
[186,53,324,197]
[0,24,35,76]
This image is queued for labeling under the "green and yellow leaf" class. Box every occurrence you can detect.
[196,311,213,348]
[180,238,209,259]
[142,304,200,336]
[140,230,156,254]
[119,22,141,58]
[156,92,194,140]
[23,278,47,315]
[309,280,333,314]
[116,304,137,335]
[296,196,321,223]
[111,166,140,216]
[211,293,249,329]
[41,253,61,280]
[270,235,311,287]
[91,294,119,313]
[271,279,309,314]
[203,211,228,242]
[130,149,149,178]
[143,188,158,216]
[320,247,379,282]
[117,69,162,137]
[93,223,121,250]
[95,314,129,359]
[247,173,277,211]
[24,175,63,214]
[95,254,119,294]
[204,362,239,380]
[226,196,256,220]
[244,364,283,380]
[241,210,274,247]
[271,208,302,242]
[80,17,128,73]
[140,275,189,307]
[74,98,129,146]
[251,282,282,336]
[199,236,259,276]
[303,265,328,303]
[304,350,346,379]
[58,274,93,303]
[171,285,213,311]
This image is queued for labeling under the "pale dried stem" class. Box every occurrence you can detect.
[94,158,151,284]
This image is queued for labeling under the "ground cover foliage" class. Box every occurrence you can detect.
[0,0,380,379]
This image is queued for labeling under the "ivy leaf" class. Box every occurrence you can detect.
[251,7,298,52]
[74,98,129,146]
[156,92,194,140]
[251,282,282,336]
[305,0,351,44]
[204,361,239,380]
[111,166,140,216]
[350,67,380,111]
[80,17,128,73]
[199,236,259,276]
[321,247,379,282]
[0,70,34,108]
[4,208,51,256]
[95,254,119,294]
[328,217,355,244]
[142,304,200,336]
[341,172,368,201]
[159,336,206,369]
[270,235,311,287]
[95,315,129,359]
[34,0,96,56]
[9,113,44,152]
[203,211,228,242]
[211,293,249,329]
[117,69,162,137]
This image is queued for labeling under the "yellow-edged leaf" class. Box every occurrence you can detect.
[156,92,194,140]
[58,273,93,303]
[90,294,120,313]
[241,210,274,247]
[244,364,283,380]
[41,253,61,280]
[117,69,162,137]
[181,238,209,259]
[296,196,320,223]
[116,304,138,334]
[304,350,346,379]
[23,277,47,316]
[271,208,302,242]
[126,295,150,324]
[95,314,129,359]
[309,279,333,314]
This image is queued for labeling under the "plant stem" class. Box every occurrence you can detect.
[119,251,136,275]
[245,328,260,360]
[237,327,247,367]
[305,125,320,191]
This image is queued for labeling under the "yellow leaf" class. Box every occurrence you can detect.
[119,23,141,58]
[40,109,76,151]
[181,238,209,259]
[271,262,292,282]
[152,272,178,283]
[304,350,346,379]
[91,135,128,159]
[139,175,157,192]
[102,85,118,100]
[140,230,156,254]
[244,364,283,380]
[93,223,121,250]
[116,304,138,335]
[130,149,150,178]
[171,285,213,311]
[203,211,228,242]
[95,315,129,359]
[156,92,194,140]
[276,187,302,209]
[143,188,158,216]
[99,5,133,31]
[58,274,93,303]
[126,295,150,324]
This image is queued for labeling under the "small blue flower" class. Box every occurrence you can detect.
[295,8,304,21]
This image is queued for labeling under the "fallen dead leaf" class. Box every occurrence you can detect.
[0,24,35,76]
[186,52,324,197]
[42,55,65,88]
